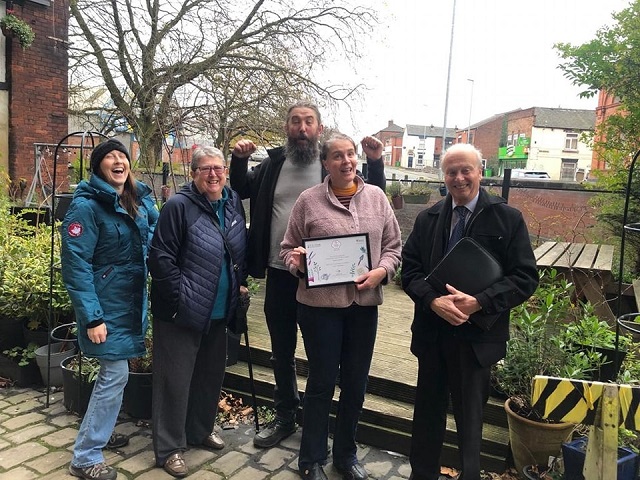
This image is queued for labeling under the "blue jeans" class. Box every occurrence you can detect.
[72,358,129,468]
[297,303,377,470]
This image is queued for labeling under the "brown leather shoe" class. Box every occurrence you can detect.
[202,431,225,450]
[163,452,188,478]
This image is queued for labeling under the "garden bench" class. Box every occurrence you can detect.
[533,241,615,323]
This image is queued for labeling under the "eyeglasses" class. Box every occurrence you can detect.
[196,165,226,175]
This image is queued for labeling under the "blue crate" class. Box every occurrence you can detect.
[562,438,639,480]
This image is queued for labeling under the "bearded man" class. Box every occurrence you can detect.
[230,101,386,451]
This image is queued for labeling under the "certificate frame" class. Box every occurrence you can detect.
[302,233,372,289]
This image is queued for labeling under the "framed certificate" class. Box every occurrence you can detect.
[302,233,372,288]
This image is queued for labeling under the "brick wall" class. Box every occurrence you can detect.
[6,0,68,200]
[473,117,503,162]
[393,182,608,246]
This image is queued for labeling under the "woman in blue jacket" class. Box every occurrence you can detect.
[62,138,158,480]
[148,146,247,478]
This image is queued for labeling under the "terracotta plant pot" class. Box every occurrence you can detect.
[504,398,575,475]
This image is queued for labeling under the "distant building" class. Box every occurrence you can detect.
[0,0,69,194]
[592,90,622,172]
[402,125,455,169]
[457,107,595,181]
[373,120,404,166]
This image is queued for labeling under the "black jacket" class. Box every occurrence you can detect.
[401,189,539,366]
[148,183,247,333]
[230,146,386,278]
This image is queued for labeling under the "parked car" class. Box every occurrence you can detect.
[510,169,550,179]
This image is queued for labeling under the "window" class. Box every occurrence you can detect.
[565,133,578,151]
[417,154,424,165]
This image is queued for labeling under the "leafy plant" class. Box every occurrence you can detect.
[0,10,35,49]
[247,276,261,296]
[2,343,38,366]
[64,354,101,383]
[129,321,153,373]
[393,263,402,286]
[492,269,624,421]
[556,303,631,351]
[402,181,431,196]
[0,217,73,330]
[387,181,402,198]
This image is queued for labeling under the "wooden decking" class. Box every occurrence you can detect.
[226,278,509,471]
[227,278,510,470]
[242,279,417,388]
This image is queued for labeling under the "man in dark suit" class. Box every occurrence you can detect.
[401,143,538,480]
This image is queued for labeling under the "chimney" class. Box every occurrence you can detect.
[388,120,394,127]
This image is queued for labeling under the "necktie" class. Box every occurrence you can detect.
[447,206,468,252]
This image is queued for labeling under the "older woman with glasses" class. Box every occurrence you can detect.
[148,146,248,478]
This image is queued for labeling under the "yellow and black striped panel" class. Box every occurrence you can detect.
[531,376,640,430]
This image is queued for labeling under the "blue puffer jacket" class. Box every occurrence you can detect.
[148,183,247,333]
[61,175,159,360]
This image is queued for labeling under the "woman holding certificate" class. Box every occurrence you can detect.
[281,133,401,480]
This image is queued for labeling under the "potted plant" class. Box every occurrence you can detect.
[492,269,600,473]
[0,220,74,341]
[0,10,35,49]
[0,343,42,386]
[387,181,403,209]
[555,303,631,382]
[61,354,100,416]
[34,340,76,387]
[402,181,432,204]
[123,321,153,419]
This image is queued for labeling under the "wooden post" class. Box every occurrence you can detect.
[583,384,619,480]
[531,376,640,480]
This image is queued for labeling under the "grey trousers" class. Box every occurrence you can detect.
[152,318,227,465]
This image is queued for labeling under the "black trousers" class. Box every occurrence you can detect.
[152,318,227,465]
[410,334,491,480]
[264,267,300,423]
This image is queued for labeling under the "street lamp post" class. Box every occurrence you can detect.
[439,0,457,173]
[467,78,474,144]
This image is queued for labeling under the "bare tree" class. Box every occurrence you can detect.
[68,0,377,167]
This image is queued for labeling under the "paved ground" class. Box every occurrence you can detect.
[0,386,414,479]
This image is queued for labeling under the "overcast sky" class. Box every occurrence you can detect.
[319,0,631,139]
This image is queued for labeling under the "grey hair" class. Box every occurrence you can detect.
[191,146,225,171]
[320,132,357,162]
[441,143,483,171]
[286,101,322,125]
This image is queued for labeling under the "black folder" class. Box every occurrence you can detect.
[426,237,503,330]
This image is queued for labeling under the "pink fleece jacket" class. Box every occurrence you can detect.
[280,175,402,308]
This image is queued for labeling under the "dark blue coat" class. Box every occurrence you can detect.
[148,183,247,333]
[61,175,159,360]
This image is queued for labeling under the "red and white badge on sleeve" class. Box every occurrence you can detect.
[67,222,83,237]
